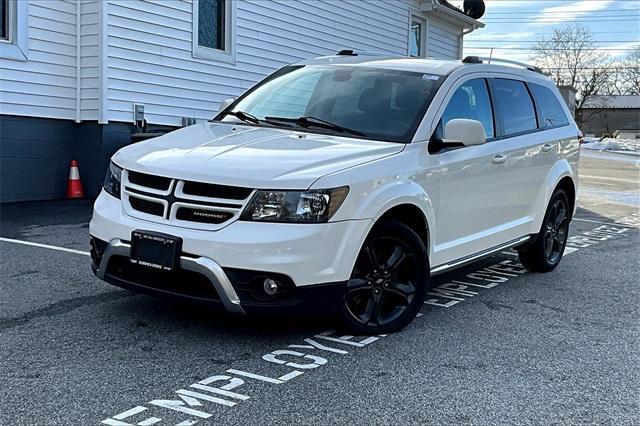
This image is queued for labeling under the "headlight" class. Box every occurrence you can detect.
[241,187,349,223]
[103,161,122,199]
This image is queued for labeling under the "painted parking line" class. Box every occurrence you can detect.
[573,218,636,228]
[101,215,637,426]
[102,331,387,425]
[0,236,90,256]
[425,221,633,309]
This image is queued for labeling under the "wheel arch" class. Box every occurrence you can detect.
[375,203,431,254]
[555,175,577,219]
[353,180,435,256]
[533,159,578,231]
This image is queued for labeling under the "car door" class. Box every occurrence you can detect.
[429,77,516,268]
[489,78,554,236]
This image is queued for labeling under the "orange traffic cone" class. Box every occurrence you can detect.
[66,160,85,198]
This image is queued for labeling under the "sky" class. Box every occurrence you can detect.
[451,0,640,63]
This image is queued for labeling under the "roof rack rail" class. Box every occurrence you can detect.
[462,56,543,73]
[335,49,392,57]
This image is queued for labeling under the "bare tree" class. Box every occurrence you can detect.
[602,48,640,95]
[533,24,612,127]
[621,47,640,95]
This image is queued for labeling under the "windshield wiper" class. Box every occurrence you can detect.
[222,110,295,128]
[225,110,260,124]
[265,116,366,137]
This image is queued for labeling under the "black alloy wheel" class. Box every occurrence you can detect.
[339,221,429,334]
[518,189,571,272]
[543,197,569,264]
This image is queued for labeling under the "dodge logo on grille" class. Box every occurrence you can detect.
[193,211,228,219]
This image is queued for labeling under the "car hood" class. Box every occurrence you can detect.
[112,122,404,189]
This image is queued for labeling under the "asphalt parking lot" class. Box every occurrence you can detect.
[1,149,638,425]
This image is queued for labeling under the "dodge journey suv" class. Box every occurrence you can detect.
[90,52,580,333]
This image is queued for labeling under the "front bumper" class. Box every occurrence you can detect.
[94,238,246,313]
[89,190,371,313]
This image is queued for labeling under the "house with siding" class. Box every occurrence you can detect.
[0,0,482,202]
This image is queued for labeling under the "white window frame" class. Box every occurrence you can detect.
[408,14,427,58]
[192,0,236,63]
[0,0,28,61]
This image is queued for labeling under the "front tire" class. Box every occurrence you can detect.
[338,221,430,334]
[518,189,571,272]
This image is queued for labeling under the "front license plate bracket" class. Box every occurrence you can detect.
[129,230,182,271]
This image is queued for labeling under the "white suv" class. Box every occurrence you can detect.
[90,53,580,333]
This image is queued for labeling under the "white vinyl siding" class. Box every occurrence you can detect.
[427,15,461,59]
[0,0,472,126]
[105,0,411,126]
[79,0,100,121]
[0,0,76,120]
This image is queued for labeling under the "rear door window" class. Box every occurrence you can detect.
[492,79,537,136]
[529,83,569,128]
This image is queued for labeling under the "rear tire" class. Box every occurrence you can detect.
[338,221,430,334]
[518,189,571,272]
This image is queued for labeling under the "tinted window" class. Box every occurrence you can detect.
[198,0,225,50]
[1,0,7,40]
[493,79,537,135]
[441,79,494,139]
[220,66,444,143]
[530,83,569,128]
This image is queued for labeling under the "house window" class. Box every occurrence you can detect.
[0,0,28,61]
[198,0,224,50]
[409,17,426,58]
[1,0,9,41]
[193,0,236,63]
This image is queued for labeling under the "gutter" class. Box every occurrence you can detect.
[421,0,485,31]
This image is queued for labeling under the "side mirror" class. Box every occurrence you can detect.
[218,98,236,114]
[444,119,486,146]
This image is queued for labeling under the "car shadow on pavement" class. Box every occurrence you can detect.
[108,292,341,337]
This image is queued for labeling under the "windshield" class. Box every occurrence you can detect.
[215,65,444,143]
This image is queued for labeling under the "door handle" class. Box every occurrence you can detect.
[542,143,554,152]
[492,154,507,164]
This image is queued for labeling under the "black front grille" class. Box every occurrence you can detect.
[129,197,164,216]
[176,207,233,224]
[106,256,220,301]
[182,181,252,200]
[128,170,172,191]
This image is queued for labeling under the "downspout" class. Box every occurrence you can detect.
[75,0,80,123]
[98,0,108,124]
[459,26,476,59]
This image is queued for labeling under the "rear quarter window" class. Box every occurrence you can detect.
[530,83,569,128]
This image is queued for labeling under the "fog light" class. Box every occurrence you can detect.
[263,278,279,296]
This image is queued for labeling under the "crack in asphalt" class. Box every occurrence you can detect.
[482,300,515,311]
[523,299,567,313]
[0,291,132,333]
